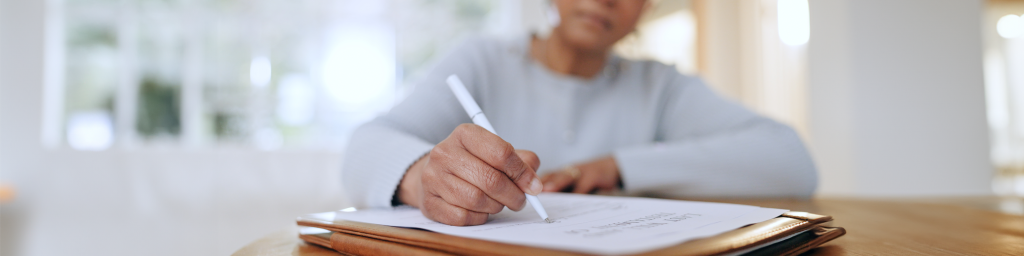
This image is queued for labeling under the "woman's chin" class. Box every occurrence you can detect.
[559,29,613,53]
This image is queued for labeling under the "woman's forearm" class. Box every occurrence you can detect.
[614,120,818,198]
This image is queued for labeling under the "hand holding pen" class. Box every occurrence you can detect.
[394,75,547,226]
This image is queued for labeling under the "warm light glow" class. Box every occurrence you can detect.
[250,56,272,88]
[67,111,113,151]
[997,14,1024,39]
[321,25,395,109]
[778,0,810,46]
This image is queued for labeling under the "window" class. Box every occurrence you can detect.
[984,1,1024,196]
[691,0,810,137]
[54,0,504,151]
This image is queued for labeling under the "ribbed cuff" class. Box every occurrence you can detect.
[613,144,669,193]
[367,141,434,209]
[343,126,435,209]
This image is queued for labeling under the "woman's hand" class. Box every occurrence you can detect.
[540,156,621,194]
[397,124,543,226]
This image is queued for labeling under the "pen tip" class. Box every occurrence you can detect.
[544,218,553,223]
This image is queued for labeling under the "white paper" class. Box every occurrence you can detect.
[322,193,787,255]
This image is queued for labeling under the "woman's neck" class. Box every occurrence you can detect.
[530,34,609,78]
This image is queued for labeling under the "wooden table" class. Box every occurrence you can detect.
[233,197,1024,256]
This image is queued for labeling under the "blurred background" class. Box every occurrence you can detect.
[0,0,1021,255]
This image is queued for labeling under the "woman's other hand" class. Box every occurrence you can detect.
[540,156,621,194]
[397,124,543,226]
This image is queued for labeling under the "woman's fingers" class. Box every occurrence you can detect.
[421,193,489,226]
[515,150,541,173]
[430,142,528,211]
[572,172,598,194]
[541,171,575,192]
[415,124,554,226]
[570,156,622,194]
[453,124,543,195]
[433,172,506,214]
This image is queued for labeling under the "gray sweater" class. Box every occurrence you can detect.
[342,36,817,208]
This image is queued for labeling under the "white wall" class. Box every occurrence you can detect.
[0,0,45,185]
[0,0,47,254]
[808,0,994,196]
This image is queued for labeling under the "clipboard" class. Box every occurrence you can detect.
[296,210,845,255]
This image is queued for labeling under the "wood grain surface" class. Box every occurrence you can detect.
[232,197,1024,256]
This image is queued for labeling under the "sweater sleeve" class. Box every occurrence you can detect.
[613,73,818,198]
[341,39,488,208]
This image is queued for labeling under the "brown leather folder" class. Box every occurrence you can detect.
[296,211,845,256]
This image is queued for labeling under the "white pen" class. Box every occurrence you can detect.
[446,74,552,223]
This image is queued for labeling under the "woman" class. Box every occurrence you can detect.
[342,0,817,226]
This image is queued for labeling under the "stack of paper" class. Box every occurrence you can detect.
[322,193,788,255]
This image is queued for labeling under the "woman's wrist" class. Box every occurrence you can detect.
[600,156,623,189]
[540,155,623,194]
[397,154,429,208]
[594,156,622,188]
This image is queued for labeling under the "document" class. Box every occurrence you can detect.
[321,193,787,255]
